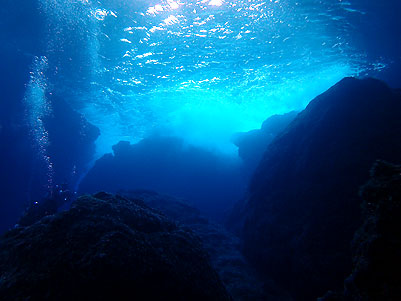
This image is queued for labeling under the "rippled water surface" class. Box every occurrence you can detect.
[11,0,401,154]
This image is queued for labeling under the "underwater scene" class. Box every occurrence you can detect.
[1,0,401,300]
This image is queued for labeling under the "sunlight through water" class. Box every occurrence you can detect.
[36,0,383,155]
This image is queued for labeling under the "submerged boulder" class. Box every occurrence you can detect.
[233,78,401,299]
[0,192,230,300]
[321,161,401,300]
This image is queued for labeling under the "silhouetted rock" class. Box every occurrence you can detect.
[0,192,230,301]
[232,78,401,300]
[320,161,401,300]
[79,136,245,221]
[232,111,298,177]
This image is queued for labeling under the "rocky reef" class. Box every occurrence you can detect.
[231,78,401,299]
[2,76,401,300]
[0,192,230,300]
[79,136,245,221]
[120,190,281,300]
[321,161,401,300]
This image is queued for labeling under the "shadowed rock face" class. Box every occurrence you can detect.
[120,190,279,301]
[321,161,401,301]
[232,111,298,178]
[234,78,401,300]
[0,192,231,301]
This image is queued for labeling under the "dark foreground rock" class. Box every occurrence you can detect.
[232,78,401,300]
[120,190,289,301]
[321,161,401,300]
[0,192,230,301]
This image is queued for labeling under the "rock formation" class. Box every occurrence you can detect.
[0,192,230,300]
[79,136,245,221]
[232,111,298,177]
[120,190,278,300]
[232,77,401,299]
[321,161,401,300]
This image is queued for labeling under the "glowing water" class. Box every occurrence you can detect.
[33,0,384,155]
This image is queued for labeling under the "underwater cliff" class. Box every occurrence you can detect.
[230,77,401,300]
[321,161,401,300]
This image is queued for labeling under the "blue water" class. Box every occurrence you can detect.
[1,1,401,296]
[3,0,399,159]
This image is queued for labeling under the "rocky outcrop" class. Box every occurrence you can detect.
[0,192,230,300]
[232,111,298,177]
[321,161,401,300]
[120,190,281,301]
[79,136,245,221]
[234,78,401,300]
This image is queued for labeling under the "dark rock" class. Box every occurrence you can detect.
[79,135,245,221]
[320,161,401,300]
[228,111,298,234]
[0,192,231,301]
[17,183,76,227]
[120,190,283,301]
[232,111,298,177]
[233,78,401,300]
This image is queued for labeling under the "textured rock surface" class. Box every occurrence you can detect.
[321,161,401,300]
[121,190,289,301]
[234,78,401,300]
[0,192,230,300]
